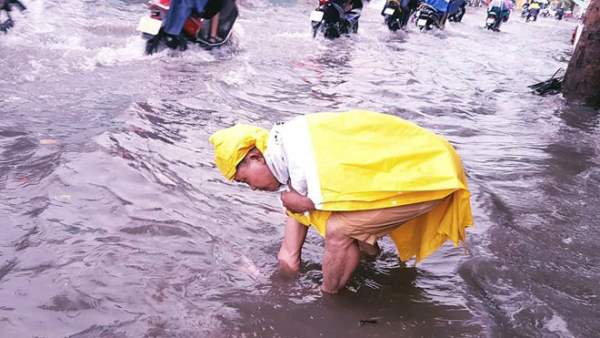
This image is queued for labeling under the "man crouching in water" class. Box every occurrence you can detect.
[209,110,473,294]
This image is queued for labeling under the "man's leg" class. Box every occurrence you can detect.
[163,0,194,36]
[209,13,220,41]
[400,0,411,27]
[277,216,308,276]
[321,219,360,294]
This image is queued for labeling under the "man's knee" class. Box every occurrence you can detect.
[325,217,346,238]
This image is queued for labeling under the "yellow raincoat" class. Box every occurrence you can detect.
[210,110,473,263]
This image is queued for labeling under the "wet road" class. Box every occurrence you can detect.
[1,0,599,337]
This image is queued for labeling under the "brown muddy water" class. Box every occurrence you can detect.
[1,0,599,337]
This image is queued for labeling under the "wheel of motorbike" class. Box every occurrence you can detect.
[324,25,340,39]
[385,6,404,31]
[386,17,397,31]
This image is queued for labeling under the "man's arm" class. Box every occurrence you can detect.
[277,216,308,275]
[280,190,315,213]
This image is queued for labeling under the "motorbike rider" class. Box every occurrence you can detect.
[554,3,564,20]
[334,0,364,21]
[0,0,26,33]
[488,0,512,29]
[145,0,223,54]
[420,0,451,27]
[382,0,413,27]
[447,0,467,22]
[402,0,420,26]
[526,0,541,21]
[520,1,529,17]
[321,0,363,36]
[342,0,364,12]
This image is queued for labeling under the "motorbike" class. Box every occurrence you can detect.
[310,0,362,39]
[554,7,564,20]
[414,2,444,30]
[526,7,539,21]
[485,10,500,31]
[520,3,529,18]
[381,0,419,31]
[0,0,26,33]
[414,0,464,30]
[137,0,238,53]
[381,0,406,31]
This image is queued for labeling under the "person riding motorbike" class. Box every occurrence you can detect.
[554,4,564,20]
[401,0,420,27]
[382,0,418,28]
[447,0,467,22]
[340,0,364,13]
[526,0,540,22]
[0,0,26,33]
[488,0,512,25]
[418,0,450,29]
[331,0,364,25]
[419,0,468,28]
[317,0,363,38]
[145,0,223,54]
[521,1,529,17]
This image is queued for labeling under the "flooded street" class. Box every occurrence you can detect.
[1,0,599,337]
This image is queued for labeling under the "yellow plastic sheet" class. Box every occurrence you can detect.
[288,110,473,262]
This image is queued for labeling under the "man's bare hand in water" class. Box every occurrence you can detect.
[280,190,315,213]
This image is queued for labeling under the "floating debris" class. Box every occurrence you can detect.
[529,68,564,96]
[359,317,380,327]
[39,139,59,145]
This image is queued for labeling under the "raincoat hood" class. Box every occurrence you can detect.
[209,124,269,180]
